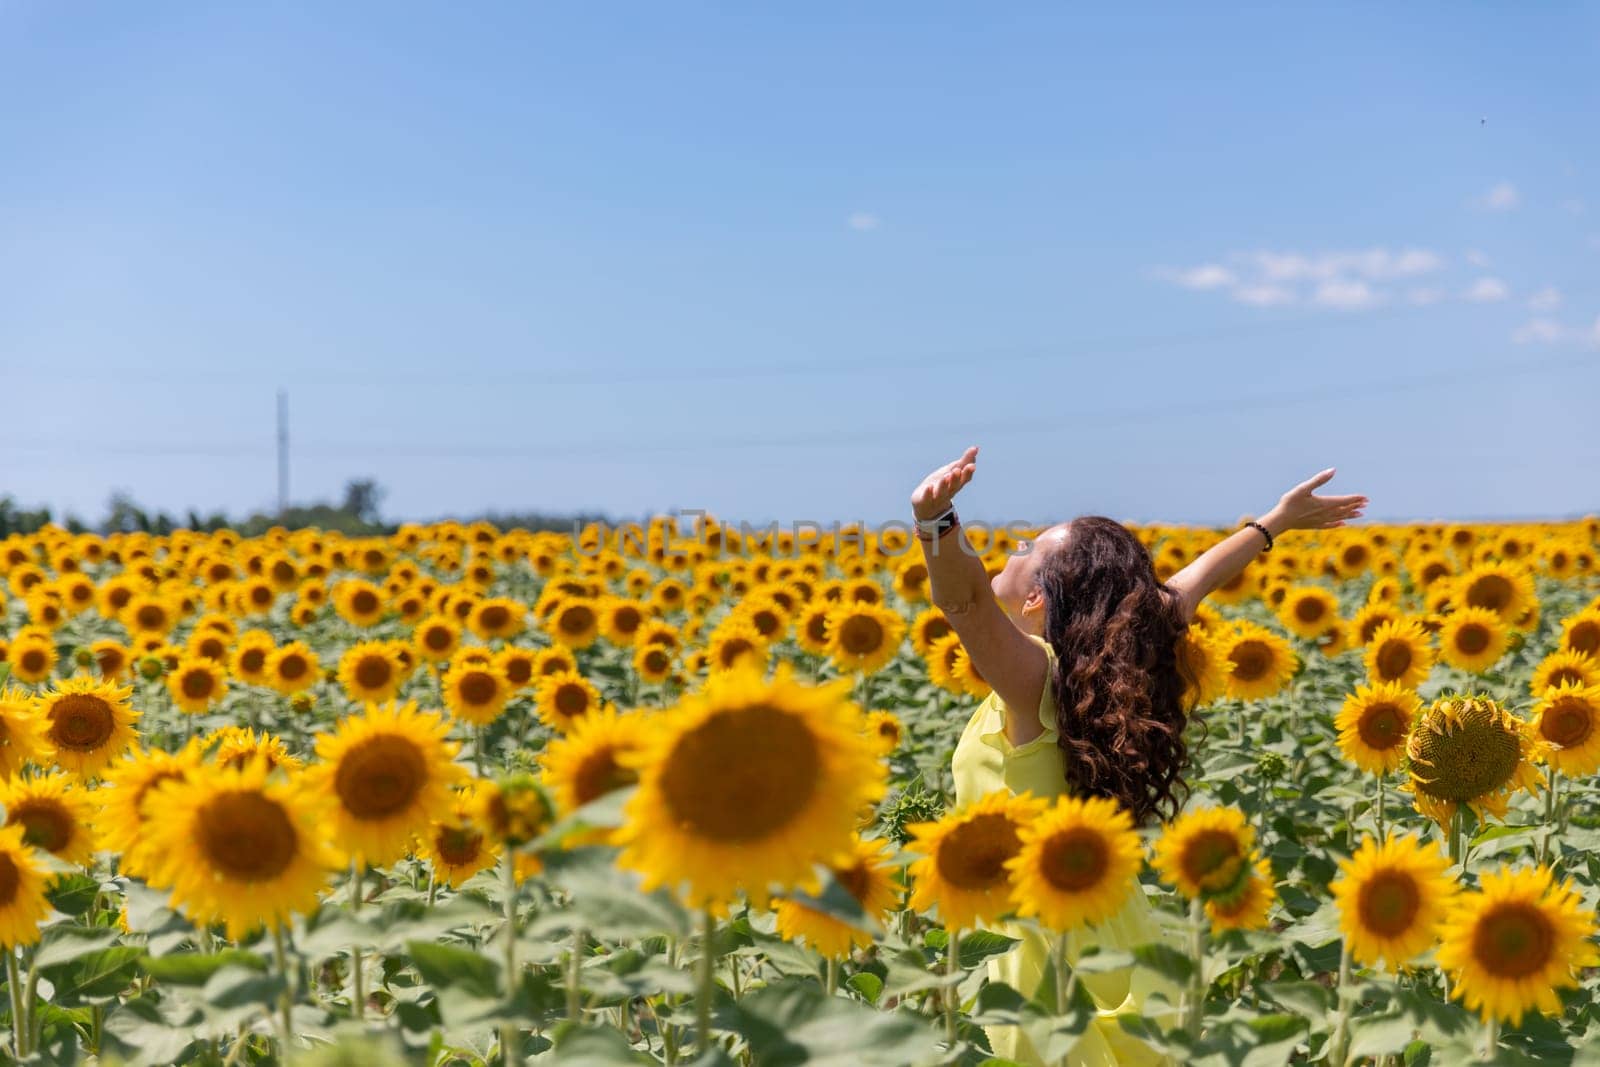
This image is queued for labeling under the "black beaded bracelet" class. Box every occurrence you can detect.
[915,507,960,542]
[1244,520,1274,552]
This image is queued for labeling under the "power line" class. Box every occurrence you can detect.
[0,349,1591,461]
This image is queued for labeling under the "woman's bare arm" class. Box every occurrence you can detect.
[1166,468,1368,621]
[912,447,1049,746]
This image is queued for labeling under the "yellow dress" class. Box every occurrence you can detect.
[951,635,1183,1067]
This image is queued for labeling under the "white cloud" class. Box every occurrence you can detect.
[1231,284,1295,307]
[1465,249,1491,268]
[1527,287,1563,312]
[1312,279,1381,310]
[1244,247,1441,283]
[1407,288,1446,306]
[1464,277,1509,303]
[1513,319,1568,344]
[1474,181,1519,211]
[1161,263,1237,290]
[847,212,880,231]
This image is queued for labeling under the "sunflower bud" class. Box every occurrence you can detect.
[473,773,551,849]
[71,646,93,667]
[1256,751,1287,780]
[137,655,165,681]
[290,692,316,714]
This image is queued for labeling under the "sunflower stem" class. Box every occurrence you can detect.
[1483,1015,1499,1061]
[6,947,23,1060]
[501,849,521,1067]
[696,906,717,1054]
[567,925,584,1022]
[826,956,838,996]
[1328,939,1352,1067]
[272,922,294,1064]
[348,862,365,1021]
[1185,899,1205,1040]
[475,725,486,779]
[1375,772,1386,842]
[944,926,960,1049]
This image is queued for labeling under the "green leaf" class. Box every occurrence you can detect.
[721,977,939,1066]
[140,950,268,986]
[538,1022,658,1065]
[99,996,200,1066]
[1260,980,1333,1019]
[31,926,119,969]
[845,971,883,1004]
[405,940,500,999]
[1130,942,1195,985]
[958,930,1020,969]
[45,873,102,918]
[39,945,143,1005]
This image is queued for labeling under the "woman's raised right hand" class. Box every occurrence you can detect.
[911,446,979,521]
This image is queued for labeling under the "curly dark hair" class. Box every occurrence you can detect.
[1036,516,1197,826]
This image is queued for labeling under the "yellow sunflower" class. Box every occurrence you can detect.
[1331,833,1456,970]
[794,603,833,657]
[443,661,512,727]
[8,637,57,686]
[1404,695,1544,825]
[1363,619,1435,690]
[1350,603,1403,647]
[908,609,954,658]
[493,647,537,690]
[1277,585,1341,640]
[707,618,769,675]
[1204,856,1276,931]
[0,691,46,781]
[90,640,132,682]
[469,597,526,642]
[825,602,906,676]
[1436,608,1508,674]
[1530,650,1600,697]
[0,824,50,949]
[167,656,228,715]
[1221,625,1297,702]
[141,760,338,939]
[0,772,97,866]
[33,676,138,778]
[539,706,648,815]
[534,671,603,732]
[632,642,675,685]
[925,633,966,695]
[412,615,462,664]
[1005,795,1142,931]
[1436,864,1599,1025]
[951,642,992,700]
[1178,631,1229,708]
[416,783,501,888]
[229,630,278,686]
[337,642,404,705]
[616,667,884,909]
[303,701,465,867]
[1334,682,1421,775]
[864,710,903,754]
[1558,608,1600,660]
[1152,805,1254,902]
[596,597,647,646]
[907,791,1047,929]
[546,598,601,650]
[121,593,178,637]
[94,741,206,879]
[209,726,303,775]
[1531,681,1600,776]
[532,646,579,680]
[775,835,900,959]
[266,641,320,696]
[333,579,387,628]
[1454,563,1536,626]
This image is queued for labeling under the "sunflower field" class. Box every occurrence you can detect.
[0,516,1598,1066]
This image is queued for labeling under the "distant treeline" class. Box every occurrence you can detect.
[0,479,612,539]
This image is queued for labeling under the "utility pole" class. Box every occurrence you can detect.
[276,389,289,516]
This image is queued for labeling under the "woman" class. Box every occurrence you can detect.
[912,446,1366,1066]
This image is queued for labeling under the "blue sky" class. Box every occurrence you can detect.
[2,3,1596,528]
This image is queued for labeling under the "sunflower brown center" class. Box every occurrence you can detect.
[1182,829,1246,892]
[1357,870,1421,936]
[197,791,298,882]
[1454,624,1490,655]
[334,735,426,820]
[181,670,216,701]
[479,605,511,631]
[657,704,819,842]
[1464,575,1513,614]
[806,613,830,644]
[12,800,73,853]
[1568,622,1600,658]
[250,585,272,606]
[354,656,393,691]
[136,605,167,630]
[936,812,1022,890]
[424,626,453,651]
[18,649,46,673]
[1039,827,1111,892]
[1357,701,1409,751]
[0,854,18,907]
[1294,598,1327,624]
[1540,697,1595,749]
[351,590,379,615]
[458,671,498,706]
[559,605,596,635]
[435,825,483,866]
[1409,702,1522,801]
[1471,901,1553,978]
[502,657,533,686]
[196,637,227,661]
[1548,668,1584,689]
[573,748,639,805]
[277,653,308,680]
[1374,640,1413,681]
[96,648,126,676]
[238,647,267,674]
[641,649,670,675]
[837,615,885,656]
[48,694,115,752]
[553,683,590,718]
[1230,641,1272,682]
[718,637,757,668]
